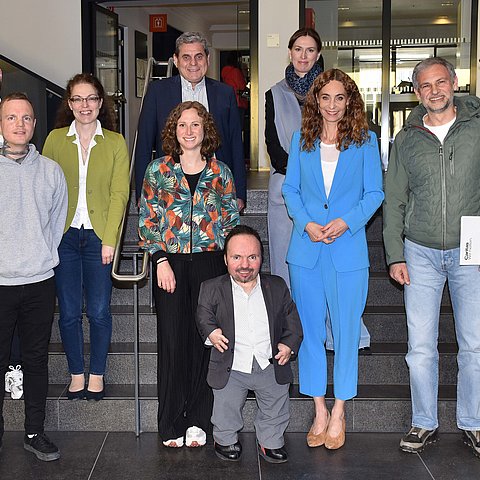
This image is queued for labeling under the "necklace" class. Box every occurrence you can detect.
[80,141,90,155]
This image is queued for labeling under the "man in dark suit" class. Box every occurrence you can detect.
[196,225,303,463]
[135,31,246,208]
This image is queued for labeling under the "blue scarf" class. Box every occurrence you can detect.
[285,62,323,102]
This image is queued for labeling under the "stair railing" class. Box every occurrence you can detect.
[111,57,174,437]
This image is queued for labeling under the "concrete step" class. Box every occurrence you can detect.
[46,342,459,387]
[363,305,455,343]
[50,305,455,346]
[367,273,451,306]
[3,384,458,433]
[51,308,157,344]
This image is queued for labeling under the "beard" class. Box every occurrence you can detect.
[425,95,452,114]
[232,268,257,284]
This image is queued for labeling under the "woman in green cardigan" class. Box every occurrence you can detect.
[43,73,130,401]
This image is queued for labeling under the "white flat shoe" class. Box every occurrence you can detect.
[162,436,184,448]
[185,426,206,447]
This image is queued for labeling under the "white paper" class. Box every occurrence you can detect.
[460,216,480,265]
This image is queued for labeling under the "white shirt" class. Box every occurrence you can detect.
[68,120,104,229]
[320,142,340,198]
[180,76,209,111]
[230,276,272,374]
[423,115,456,144]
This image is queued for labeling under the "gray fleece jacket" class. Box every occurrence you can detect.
[0,144,68,285]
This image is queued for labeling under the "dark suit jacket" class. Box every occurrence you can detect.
[196,273,303,390]
[134,75,246,200]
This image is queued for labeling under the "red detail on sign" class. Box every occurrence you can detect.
[305,8,315,29]
[150,14,167,33]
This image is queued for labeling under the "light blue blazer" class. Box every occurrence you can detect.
[282,130,384,273]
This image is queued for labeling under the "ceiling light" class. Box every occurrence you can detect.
[338,7,350,11]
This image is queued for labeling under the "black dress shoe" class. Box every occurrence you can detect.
[66,388,85,401]
[85,387,105,401]
[214,441,242,461]
[257,443,288,463]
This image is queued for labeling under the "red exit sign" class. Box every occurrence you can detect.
[150,14,167,32]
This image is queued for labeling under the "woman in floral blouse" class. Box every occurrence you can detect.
[139,101,240,448]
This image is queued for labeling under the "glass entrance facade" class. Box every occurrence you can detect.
[305,0,476,166]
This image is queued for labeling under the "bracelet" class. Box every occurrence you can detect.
[157,257,168,265]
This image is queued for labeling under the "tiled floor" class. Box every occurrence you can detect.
[1,431,479,479]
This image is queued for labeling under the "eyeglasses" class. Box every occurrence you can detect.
[69,95,101,105]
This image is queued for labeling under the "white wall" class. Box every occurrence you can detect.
[257,0,299,169]
[114,7,152,152]
[0,0,82,88]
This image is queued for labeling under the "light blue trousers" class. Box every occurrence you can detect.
[404,239,480,430]
[289,245,368,400]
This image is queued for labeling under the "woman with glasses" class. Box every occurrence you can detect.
[43,73,130,401]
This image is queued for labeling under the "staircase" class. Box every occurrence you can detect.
[4,171,458,434]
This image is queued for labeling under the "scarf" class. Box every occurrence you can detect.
[285,62,323,103]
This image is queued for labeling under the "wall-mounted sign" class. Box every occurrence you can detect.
[305,8,315,29]
[150,14,167,33]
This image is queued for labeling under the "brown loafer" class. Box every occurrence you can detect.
[325,417,346,450]
[307,411,330,447]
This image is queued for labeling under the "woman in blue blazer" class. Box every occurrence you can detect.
[282,69,384,450]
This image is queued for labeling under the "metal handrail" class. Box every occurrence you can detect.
[111,57,174,283]
[109,57,174,437]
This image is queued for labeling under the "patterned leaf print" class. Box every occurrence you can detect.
[138,156,240,255]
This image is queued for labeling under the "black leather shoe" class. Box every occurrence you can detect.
[214,441,242,461]
[66,388,85,401]
[85,387,105,401]
[257,443,288,463]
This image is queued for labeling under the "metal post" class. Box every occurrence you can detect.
[133,254,141,436]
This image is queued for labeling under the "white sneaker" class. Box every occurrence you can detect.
[162,436,184,448]
[5,365,23,400]
[185,426,206,447]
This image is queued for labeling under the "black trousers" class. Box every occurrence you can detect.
[153,252,226,440]
[0,277,55,437]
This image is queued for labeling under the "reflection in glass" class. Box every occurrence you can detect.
[306,0,474,160]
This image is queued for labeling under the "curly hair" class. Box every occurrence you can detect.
[54,73,116,131]
[161,101,220,158]
[301,69,369,152]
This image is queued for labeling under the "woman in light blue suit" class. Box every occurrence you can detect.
[282,69,384,450]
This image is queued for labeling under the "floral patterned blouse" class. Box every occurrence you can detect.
[139,155,240,256]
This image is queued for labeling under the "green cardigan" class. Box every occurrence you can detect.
[43,126,130,247]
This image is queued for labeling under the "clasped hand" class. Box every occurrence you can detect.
[305,218,348,244]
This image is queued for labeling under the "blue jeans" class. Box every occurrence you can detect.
[404,239,480,430]
[55,227,113,376]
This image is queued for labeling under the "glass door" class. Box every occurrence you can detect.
[305,0,476,167]
[93,4,124,133]
[389,0,473,139]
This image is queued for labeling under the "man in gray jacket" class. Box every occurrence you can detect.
[383,57,480,458]
[0,92,67,461]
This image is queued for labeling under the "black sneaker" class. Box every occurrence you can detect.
[24,433,60,461]
[463,430,480,459]
[400,427,438,453]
